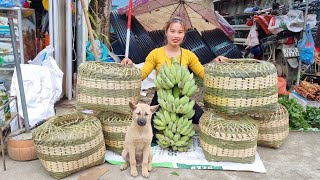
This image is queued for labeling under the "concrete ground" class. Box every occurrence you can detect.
[1,99,320,180]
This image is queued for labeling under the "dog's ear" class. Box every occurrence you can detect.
[150,104,159,114]
[129,101,137,111]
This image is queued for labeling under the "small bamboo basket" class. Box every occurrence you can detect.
[204,59,278,115]
[76,62,141,115]
[249,103,289,148]
[33,113,106,179]
[98,111,133,154]
[199,111,259,163]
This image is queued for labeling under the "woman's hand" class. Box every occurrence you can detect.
[121,58,134,66]
[212,56,229,63]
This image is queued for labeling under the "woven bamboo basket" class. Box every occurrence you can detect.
[76,62,141,115]
[204,59,278,115]
[199,111,259,163]
[33,113,106,179]
[98,111,132,154]
[249,103,289,148]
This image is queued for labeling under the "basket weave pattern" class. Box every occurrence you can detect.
[76,62,141,115]
[199,111,259,163]
[204,59,278,115]
[98,111,133,154]
[249,104,289,148]
[33,113,106,179]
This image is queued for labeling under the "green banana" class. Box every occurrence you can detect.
[173,133,181,142]
[170,62,177,77]
[157,76,171,89]
[183,109,195,119]
[182,81,192,95]
[156,110,165,121]
[174,64,182,83]
[187,129,195,137]
[168,121,173,130]
[186,84,197,97]
[163,110,171,123]
[161,73,174,88]
[156,134,165,141]
[180,124,191,135]
[166,128,174,139]
[174,97,180,109]
[154,125,166,131]
[179,135,190,142]
[175,140,186,147]
[157,141,169,148]
[154,118,166,126]
[170,112,177,122]
[171,123,177,133]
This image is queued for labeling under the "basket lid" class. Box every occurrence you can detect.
[78,62,141,81]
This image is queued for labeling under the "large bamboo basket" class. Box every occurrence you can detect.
[33,113,106,179]
[249,103,289,148]
[98,111,132,154]
[204,59,278,115]
[199,111,259,163]
[76,62,141,115]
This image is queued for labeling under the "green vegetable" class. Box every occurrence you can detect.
[278,95,311,129]
[305,106,320,128]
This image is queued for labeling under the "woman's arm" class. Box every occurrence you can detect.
[141,52,157,81]
[188,51,205,79]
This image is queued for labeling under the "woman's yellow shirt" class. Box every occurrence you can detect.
[141,47,204,80]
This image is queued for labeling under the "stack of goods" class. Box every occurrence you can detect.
[33,113,105,179]
[201,28,243,59]
[199,111,258,163]
[76,62,141,115]
[76,62,141,154]
[97,111,132,154]
[249,104,289,149]
[293,80,320,102]
[153,58,197,152]
[200,59,279,163]
[203,59,278,115]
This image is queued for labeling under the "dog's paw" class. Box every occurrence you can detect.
[148,164,152,172]
[142,170,150,178]
[120,163,128,171]
[131,170,138,177]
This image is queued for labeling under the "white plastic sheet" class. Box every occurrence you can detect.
[105,135,266,173]
[10,46,63,130]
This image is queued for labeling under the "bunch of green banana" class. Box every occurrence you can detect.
[154,110,196,151]
[153,57,199,151]
[154,59,198,98]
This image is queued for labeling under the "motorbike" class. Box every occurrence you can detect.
[244,0,319,88]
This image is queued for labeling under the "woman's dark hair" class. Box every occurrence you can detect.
[163,16,187,44]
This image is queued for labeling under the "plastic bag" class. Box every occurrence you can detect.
[10,45,63,129]
[245,23,259,47]
[268,15,288,34]
[214,11,235,37]
[0,0,24,7]
[86,40,113,62]
[298,24,314,65]
[286,10,317,32]
[278,77,289,95]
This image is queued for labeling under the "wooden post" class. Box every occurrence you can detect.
[80,0,99,62]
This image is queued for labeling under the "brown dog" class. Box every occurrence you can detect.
[120,102,159,177]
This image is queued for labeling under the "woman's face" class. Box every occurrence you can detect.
[165,22,185,47]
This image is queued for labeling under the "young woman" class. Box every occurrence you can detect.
[121,17,227,138]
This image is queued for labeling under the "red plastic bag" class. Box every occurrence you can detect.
[278,77,290,95]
